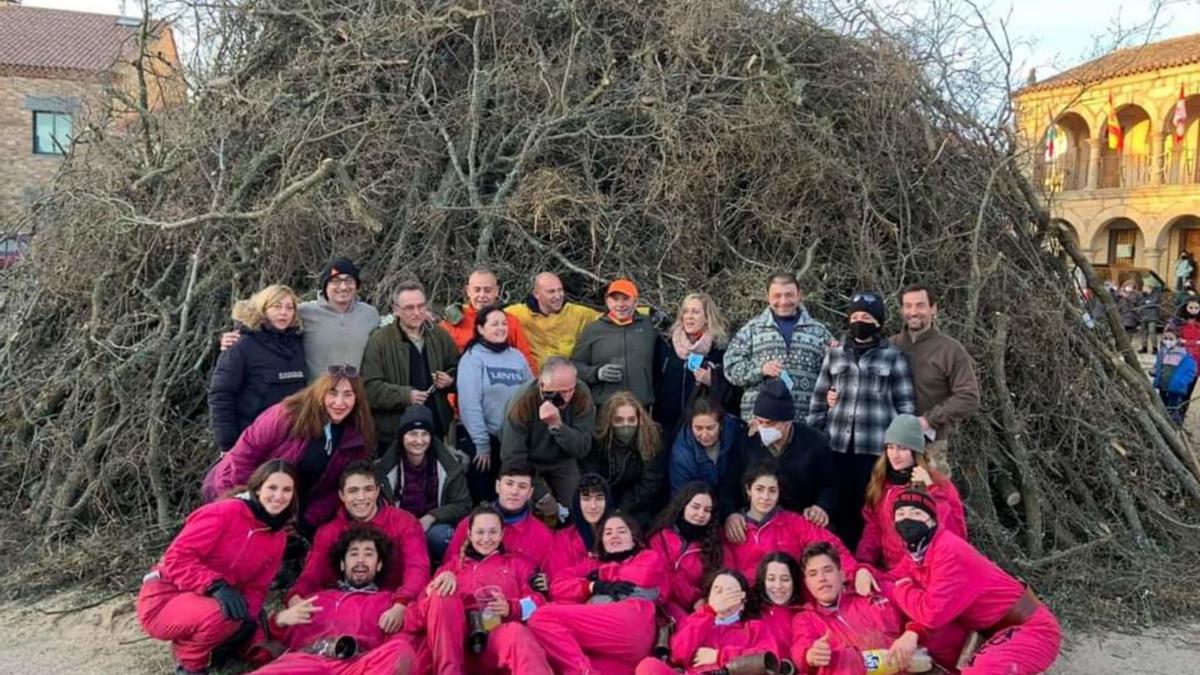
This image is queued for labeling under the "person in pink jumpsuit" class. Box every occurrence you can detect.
[753,552,804,657]
[403,504,552,675]
[545,473,611,577]
[646,481,726,624]
[252,526,418,675]
[723,463,857,584]
[528,511,670,675]
[884,489,1061,674]
[446,461,554,571]
[856,415,965,578]
[138,460,296,674]
[791,541,924,675]
[635,569,780,674]
[288,461,431,636]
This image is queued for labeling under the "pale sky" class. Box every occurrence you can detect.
[20,0,1200,82]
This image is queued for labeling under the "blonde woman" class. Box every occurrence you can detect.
[208,285,306,452]
[654,292,737,442]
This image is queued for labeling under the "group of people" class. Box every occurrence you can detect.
[137,258,1063,674]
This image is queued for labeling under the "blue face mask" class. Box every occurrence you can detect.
[714,611,742,626]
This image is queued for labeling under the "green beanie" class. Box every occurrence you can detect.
[884,414,925,453]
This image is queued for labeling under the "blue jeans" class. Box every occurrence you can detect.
[426,523,454,564]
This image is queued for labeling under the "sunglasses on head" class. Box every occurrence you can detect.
[852,293,880,303]
[326,364,359,379]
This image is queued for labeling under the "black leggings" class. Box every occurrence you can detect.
[830,451,879,551]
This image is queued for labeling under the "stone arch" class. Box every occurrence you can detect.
[1161,93,1200,185]
[1098,102,1154,188]
[1159,215,1200,288]
[1042,111,1091,190]
[1090,217,1145,267]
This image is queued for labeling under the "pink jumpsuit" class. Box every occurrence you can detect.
[528,548,670,675]
[251,587,418,675]
[857,478,966,575]
[290,503,431,606]
[635,604,780,674]
[759,603,800,656]
[648,528,725,623]
[885,529,1061,674]
[790,593,905,675]
[403,548,552,675]
[137,498,285,672]
[446,507,554,570]
[723,509,857,584]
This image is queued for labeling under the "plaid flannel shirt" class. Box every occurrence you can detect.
[807,340,916,455]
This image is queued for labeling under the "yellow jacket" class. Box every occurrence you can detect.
[504,301,601,370]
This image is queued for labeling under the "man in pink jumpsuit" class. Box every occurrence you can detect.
[253,526,417,674]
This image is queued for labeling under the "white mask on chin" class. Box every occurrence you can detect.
[759,426,783,446]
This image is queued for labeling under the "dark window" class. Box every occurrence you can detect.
[32,111,72,155]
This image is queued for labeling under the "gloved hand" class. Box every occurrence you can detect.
[530,573,549,593]
[592,580,635,598]
[586,570,600,583]
[597,364,624,383]
[207,580,249,621]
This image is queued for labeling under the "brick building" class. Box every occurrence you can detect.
[0,1,181,227]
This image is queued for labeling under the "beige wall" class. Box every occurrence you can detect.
[1015,63,1200,283]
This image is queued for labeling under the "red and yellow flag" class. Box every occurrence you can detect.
[1106,93,1123,151]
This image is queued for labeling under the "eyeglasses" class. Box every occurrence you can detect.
[326,364,359,379]
[328,277,357,288]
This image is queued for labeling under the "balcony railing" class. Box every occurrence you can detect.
[1097,154,1151,189]
[1033,149,1088,192]
[1164,149,1199,186]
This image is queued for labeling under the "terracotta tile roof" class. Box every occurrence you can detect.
[1020,32,1200,94]
[0,5,140,78]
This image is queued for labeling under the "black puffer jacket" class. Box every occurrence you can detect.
[208,326,306,450]
[653,339,739,442]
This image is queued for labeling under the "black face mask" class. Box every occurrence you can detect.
[541,391,566,408]
[849,321,880,340]
[886,463,914,485]
[895,518,936,553]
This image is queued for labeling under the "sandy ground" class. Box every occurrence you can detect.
[0,590,1195,674]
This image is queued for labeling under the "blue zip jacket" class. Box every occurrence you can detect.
[1153,346,1198,395]
[668,413,745,493]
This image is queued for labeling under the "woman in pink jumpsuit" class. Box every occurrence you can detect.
[723,464,856,584]
[528,511,670,675]
[753,552,804,657]
[646,482,726,624]
[885,490,1061,674]
[635,569,779,674]
[402,505,552,675]
[857,422,965,576]
[138,460,297,674]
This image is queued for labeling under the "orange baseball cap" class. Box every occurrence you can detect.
[606,278,638,298]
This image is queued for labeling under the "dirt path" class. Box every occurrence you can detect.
[0,590,1195,674]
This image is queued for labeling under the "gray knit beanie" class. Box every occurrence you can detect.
[883,414,925,453]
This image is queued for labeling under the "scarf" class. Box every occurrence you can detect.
[670,326,715,359]
[479,337,509,354]
[599,546,640,563]
[675,518,708,543]
[886,464,914,485]
[241,494,290,531]
[495,502,530,525]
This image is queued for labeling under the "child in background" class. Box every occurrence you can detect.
[1152,328,1197,424]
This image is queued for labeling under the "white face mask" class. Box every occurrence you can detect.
[759,426,783,446]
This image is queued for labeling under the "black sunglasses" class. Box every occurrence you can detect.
[326,364,359,379]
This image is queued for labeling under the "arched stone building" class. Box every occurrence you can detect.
[1015,33,1200,286]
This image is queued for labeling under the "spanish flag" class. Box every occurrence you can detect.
[1106,93,1123,151]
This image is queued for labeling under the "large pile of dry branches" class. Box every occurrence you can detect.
[0,0,1196,624]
